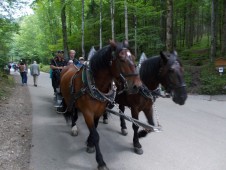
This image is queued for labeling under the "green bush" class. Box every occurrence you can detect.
[0,73,15,100]
[40,65,50,73]
[184,70,192,88]
[200,64,226,95]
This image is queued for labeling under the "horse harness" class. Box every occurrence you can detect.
[67,63,116,111]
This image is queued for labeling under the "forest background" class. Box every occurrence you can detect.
[0,0,226,95]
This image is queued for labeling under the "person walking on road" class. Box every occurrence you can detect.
[19,61,28,86]
[30,61,40,87]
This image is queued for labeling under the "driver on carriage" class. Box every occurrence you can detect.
[50,50,67,96]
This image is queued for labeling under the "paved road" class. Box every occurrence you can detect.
[26,71,226,170]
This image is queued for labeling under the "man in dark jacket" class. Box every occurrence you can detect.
[50,50,67,93]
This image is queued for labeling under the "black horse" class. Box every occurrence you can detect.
[103,50,187,154]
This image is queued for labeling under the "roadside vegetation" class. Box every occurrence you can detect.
[0,71,15,101]
[180,37,226,95]
[0,1,225,95]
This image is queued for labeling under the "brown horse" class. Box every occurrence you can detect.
[103,50,187,155]
[60,40,142,170]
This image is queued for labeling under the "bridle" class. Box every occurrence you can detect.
[111,47,139,94]
[159,56,186,94]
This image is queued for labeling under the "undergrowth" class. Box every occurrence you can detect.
[200,64,226,95]
[0,73,15,101]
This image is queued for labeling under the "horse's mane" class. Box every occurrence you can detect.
[90,45,112,75]
[139,56,161,85]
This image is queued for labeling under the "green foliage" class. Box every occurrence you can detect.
[0,73,15,100]
[1,0,226,95]
[184,69,192,88]
[40,64,50,73]
[200,64,226,95]
[0,18,19,63]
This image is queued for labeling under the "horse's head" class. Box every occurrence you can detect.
[159,51,187,105]
[110,40,142,94]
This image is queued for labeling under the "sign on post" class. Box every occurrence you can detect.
[218,67,224,75]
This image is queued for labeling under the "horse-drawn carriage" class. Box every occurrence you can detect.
[56,40,187,170]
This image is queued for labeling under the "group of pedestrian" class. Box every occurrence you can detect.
[17,49,83,102]
[18,60,40,87]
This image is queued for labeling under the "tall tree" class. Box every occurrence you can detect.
[166,0,173,51]
[222,0,226,56]
[210,0,218,61]
[134,5,137,57]
[110,0,115,40]
[61,0,69,59]
[82,0,85,57]
[124,0,128,40]
[99,0,103,49]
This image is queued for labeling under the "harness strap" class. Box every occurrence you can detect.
[85,66,116,103]
[139,85,161,102]
[68,64,117,111]
[68,68,84,111]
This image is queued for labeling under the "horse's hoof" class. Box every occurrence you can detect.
[121,128,128,136]
[98,165,109,170]
[103,119,108,124]
[71,126,78,136]
[134,147,143,155]
[86,146,95,153]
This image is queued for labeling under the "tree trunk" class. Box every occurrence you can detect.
[222,0,226,56]
[61,0,69,59]
[183,6,186,47]
[99,0,102,49]
[110,0,115,40]
[210,0,218,61]
[166,0,173,51]
[82,0,85,57]
[134,6,137,57]
[124,0,128,40]
[68,6,72,36]
[189,3,194,47]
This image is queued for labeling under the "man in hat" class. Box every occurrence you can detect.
[50,50,67,94]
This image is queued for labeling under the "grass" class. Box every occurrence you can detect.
[0,72,15,101]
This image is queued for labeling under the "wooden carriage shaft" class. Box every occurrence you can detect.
[105,108,161,131]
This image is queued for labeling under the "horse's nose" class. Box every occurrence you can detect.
[133,85,139,91]
[133,80,142,91]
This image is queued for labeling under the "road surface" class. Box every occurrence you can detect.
[26,71,226,170]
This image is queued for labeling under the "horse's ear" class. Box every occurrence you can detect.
[173,50,178,56]
[109,39,117,50]
[160,51,168,64]
[123,39,129,48]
